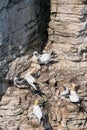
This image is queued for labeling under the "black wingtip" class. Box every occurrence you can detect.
[42,113,53,130]
[78,104,87,115]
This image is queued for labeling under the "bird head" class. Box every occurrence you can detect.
[71,83,76,91]
[34,100,39,105]
[33,51,38,57]
[28,68,36,75]
[14,77,18,82]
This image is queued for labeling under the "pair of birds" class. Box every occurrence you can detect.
[13,51,56,92]
[13,68,39,90]
[33,99,52,130]
[60,83,87,114]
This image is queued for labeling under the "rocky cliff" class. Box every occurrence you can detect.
[0,0,87,130]
[48,0,87,71]
[0,0,50,77]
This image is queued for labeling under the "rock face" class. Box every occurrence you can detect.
[0,0,50,77]
[48,0,87,70]
[0,65,87,130]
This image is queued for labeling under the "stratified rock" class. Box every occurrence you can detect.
[0,0,50,77]
[48,0,87,71]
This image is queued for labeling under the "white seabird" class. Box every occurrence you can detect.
[25,68,39,90]
[33,100,53,130]
[69,83,87,114]
[33,51,55,65]
[69,83,80,103]
[33,100,43,123]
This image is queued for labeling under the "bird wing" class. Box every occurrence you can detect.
[43,113,53,130]
[69,91,80,103]
[25,74,36,83]
[16,78,29,85]
[38,54,51,64]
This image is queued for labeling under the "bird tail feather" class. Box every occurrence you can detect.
[42,114,53,130]
[77,103,87,115]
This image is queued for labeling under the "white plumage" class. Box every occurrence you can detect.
[33,51,54,65]
[38,53,53,64]
[25,73,37,90]
[14,76,29,88]
[69,90,80,103]
[69,83,80,103]
[33,100,43,122]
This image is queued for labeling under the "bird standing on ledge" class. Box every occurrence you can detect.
[25,68,39,90]
[33,100,53,130]
[69,83,79,103]
[33,100,43,123]
[69,83,87,114]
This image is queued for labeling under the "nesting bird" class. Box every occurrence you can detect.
[60,83,87,114]
[69,83,87,114]
[25,68,39,90]
[69,83,80,103]
[59,83,79,102]
[33,100,43,123]
[33,51,55,65]
[33,100,52,130]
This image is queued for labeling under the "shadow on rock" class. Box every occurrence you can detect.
[0,78,13,101]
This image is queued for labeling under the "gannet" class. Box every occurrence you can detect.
[38,52,55,65]
[13,76,29,88]
[33,100,53,130]
[25,68,39,90]
[69,83,80,103]
[33,100,43,123]
[69,83,87,114]
[33,51,55,65]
